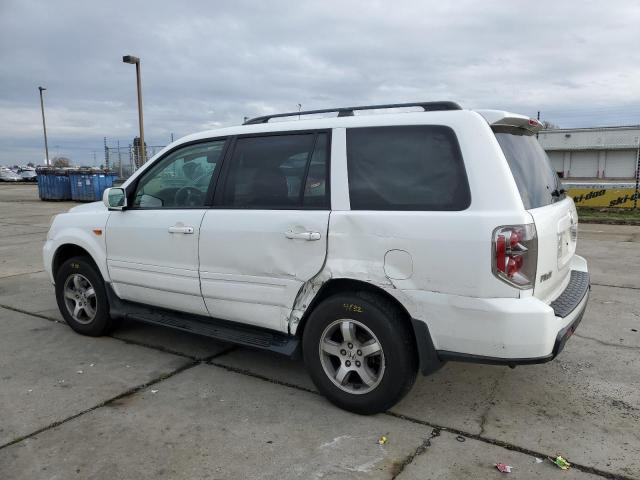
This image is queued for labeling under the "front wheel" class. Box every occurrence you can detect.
[55,256,113,336]
[302,292,418,414]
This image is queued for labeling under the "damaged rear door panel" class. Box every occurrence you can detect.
[199,130,331,332]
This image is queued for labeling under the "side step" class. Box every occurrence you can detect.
[106,285,299,357]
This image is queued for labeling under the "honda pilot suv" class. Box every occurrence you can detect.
[44,102,589,414]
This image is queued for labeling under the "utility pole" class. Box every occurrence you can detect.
[38,86,50,165]
[117,140,123,178]
[634,137,639,210]
[536,111,540,139]
[104,137,110,171]
[122,55,146,164]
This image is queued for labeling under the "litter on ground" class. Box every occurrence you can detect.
[551,455,571,470]
[495,463,512,473]
[377,435,388,445]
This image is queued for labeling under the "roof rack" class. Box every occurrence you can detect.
[243,101,462,125]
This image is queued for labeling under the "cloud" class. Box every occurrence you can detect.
[0,0,639,165]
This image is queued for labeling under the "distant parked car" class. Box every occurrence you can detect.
[0,167,22,182]
[18,167,37,182]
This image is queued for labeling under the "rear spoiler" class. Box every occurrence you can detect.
[475,109,543,133]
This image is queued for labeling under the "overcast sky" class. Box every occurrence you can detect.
[1,0,639,166]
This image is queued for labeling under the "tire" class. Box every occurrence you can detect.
[302,291,418,414]
[55,256,113,336]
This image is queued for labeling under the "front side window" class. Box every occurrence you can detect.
[132,140,225,208]
[346,125,470,210]
[222,132,329,209]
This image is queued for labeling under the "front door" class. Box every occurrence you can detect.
[106,139,226,315]
[199,131,331,331]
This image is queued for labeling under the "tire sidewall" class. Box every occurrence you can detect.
[55,256,110,336]
[303,293,416,414]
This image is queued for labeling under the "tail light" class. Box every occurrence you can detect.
[492,224,537,289]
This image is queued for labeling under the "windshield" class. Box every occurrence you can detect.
[494,127,563,209]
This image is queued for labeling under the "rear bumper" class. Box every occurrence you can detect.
[435,288,588,368]
[409,255,589,374]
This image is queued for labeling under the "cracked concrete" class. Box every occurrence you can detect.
[1,363,434,479]
[0,184,639,479]
[395,430,604,480]
[0,307,191,447]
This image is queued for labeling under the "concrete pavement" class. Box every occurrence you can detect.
[0,183,638,479]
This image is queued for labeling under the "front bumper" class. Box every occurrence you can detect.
[43,239,55,284]
[409,255,590,374]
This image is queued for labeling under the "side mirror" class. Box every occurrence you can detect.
[103,187,127,211]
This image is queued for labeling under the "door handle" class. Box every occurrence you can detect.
[285,230,321,241]
[168,225,194,234]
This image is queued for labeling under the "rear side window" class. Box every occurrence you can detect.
[494,127,562,209]
[346,126,470,211]
[221,132,329,209]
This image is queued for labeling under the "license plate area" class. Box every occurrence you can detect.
[557,215,575,270]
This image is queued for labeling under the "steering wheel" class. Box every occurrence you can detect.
[174,186,204,207]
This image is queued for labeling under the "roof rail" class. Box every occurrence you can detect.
[243,101,462,125]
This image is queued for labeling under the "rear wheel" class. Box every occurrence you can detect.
[303,292,418,414]
[55,256,113,336]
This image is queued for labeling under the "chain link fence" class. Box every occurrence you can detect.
[104,143,166,180]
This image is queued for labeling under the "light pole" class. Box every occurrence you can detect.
[122,55,146,166]
[38,86,49,166]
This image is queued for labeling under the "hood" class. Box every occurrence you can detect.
[69,201,107,213]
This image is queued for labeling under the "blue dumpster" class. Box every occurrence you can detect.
[69,170,118,202]
[36,168,72,200]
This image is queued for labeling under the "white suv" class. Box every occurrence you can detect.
[44,102,589,414]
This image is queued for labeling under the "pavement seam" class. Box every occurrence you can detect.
[0,230,48,239]
[591,282,640,291]
[0,359,200,451]
[0,270,46,280]
[207,359,318,394]
[390,428,441,479]
[0,220,52,226]
[478,370,506,437]
[0,304,237,361]
[574,333,640,351]
[206,362,630,480]
[0,306,633,479]
[384,412,635,480]
[0,346,236,452]
[0,303,59,322]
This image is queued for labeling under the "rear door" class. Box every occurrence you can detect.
[198,131,330,332]
[495,127,577,302]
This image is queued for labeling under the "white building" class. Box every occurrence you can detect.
[538,126,640,180]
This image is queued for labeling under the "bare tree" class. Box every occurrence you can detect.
[542,120,559,129]
[52,156,71,168]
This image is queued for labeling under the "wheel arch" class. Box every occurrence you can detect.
[52,243,107,281]
[293,277,444,376]
[294,278,413,337]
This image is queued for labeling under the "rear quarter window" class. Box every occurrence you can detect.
[494,127,562,209]
[346,125,470,211]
